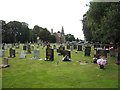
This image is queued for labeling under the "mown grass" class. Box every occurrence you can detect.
[2,44,119,88]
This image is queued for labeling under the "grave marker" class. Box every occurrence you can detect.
[45,48,54,61]
[84,46,91,56]
[0,50,4,57]
[19,50,26,59]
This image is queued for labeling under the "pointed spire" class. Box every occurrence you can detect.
[61,26,64,35]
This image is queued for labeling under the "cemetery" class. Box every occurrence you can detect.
[0,1,120,89]
[1,43,119,88]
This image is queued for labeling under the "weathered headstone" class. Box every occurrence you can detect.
[0,50,4,57]
[84,46,91,56]
[19,50,26,59]
[78,45,82,51]
[70,46,73,51]
[9,48,16,58]
[45,48,54,61]
[3,58,8,65]
[27,45,31,53]
[33,49,40,60]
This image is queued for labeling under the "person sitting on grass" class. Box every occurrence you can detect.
[97,56,107,69]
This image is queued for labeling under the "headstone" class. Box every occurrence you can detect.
[78,45,82,51]
[19,50,26,59]
[70,46,73,51]
[4,45,8,50]
[67,45,70,49]
[0,50,4,57]
[33,50,40,60]
[96,49,107,58]
[9,48,16,58]
[3,58,8,65]
[45,48,54,61]
[27,45,31,53]
[84,46,91,56]
[31,45,34,51]
[73,45,77,49]
[23,45,27,50]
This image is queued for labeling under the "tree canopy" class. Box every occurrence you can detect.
[82,2,120,44]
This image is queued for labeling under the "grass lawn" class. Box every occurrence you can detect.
[1,44,119,88]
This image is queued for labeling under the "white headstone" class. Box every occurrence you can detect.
[19,50,26,59]
[0,50,4,57]
[34,50,40,59]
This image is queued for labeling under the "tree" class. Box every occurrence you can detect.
[65,34,75,42]
[82,2,120,44]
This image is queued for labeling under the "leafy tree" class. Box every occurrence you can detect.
[65,34,75,42]
[82,2,120,44]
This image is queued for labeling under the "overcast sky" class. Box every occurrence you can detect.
[0,0,92,40]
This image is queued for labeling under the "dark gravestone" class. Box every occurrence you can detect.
[96,49,107,58]
[45,48,54,61]
[67,45,70,49]
[9,48,16,58]
[73,45,77,49]
[84,46,91,56]
[27,45,31,53]
[23,45,27,50]
[78,45,82,51]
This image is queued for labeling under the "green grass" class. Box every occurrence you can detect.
[2,44,119,88]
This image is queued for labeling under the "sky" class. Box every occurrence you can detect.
[0,0,92,40]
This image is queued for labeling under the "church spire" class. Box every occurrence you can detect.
[61,26,64,35]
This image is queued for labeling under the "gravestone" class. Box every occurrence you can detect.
[0,50,4,57]
[45,48,54,61]
[31,45,34,51]
[96,49,107,58]
[4,45,8,50]
[84,46,91,56]
[67,45,70,49]
[23,45,27,50]
[3,58,8,65]
[70,46,73,51]
[19,50,26,59]
[73,45,77,49]
[33,49,40,60]
[9,48,16,58]
[27,45,31,53]
[78,45,82,51]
